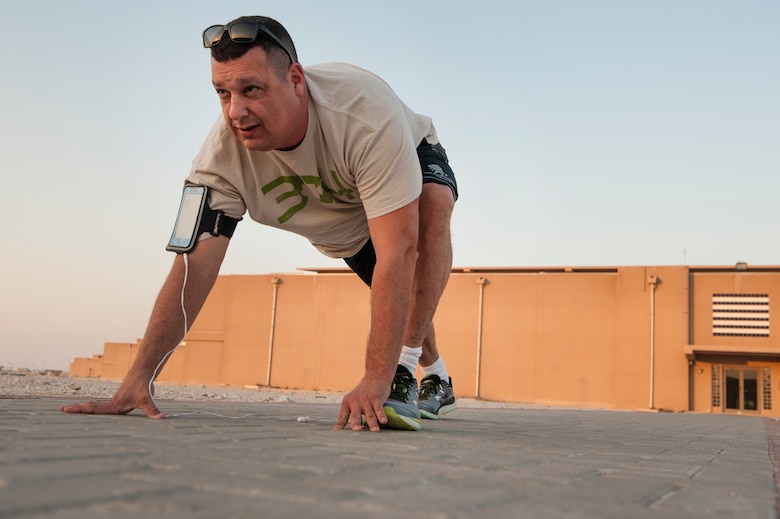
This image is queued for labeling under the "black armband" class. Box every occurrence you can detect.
[166,184,239,253]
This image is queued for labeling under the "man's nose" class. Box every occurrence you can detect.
[229,96,248,121]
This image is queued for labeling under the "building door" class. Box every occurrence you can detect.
[724,367,759,413]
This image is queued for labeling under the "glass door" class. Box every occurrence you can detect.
[724,367,759,413]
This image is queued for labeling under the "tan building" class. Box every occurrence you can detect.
[70,264,780,417]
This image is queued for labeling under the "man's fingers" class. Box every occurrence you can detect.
[139,401,165,419]
[349,413,364,431]
[343,400,364,431]
[361,403,387,432]
[335,379,393,433]
[334,399,383,432]
[333,402,350,430]
[363,413,380,432]
[60,401,121,415]
[60,403,84,414]
[333,420,345,431]
[375,403,388,426]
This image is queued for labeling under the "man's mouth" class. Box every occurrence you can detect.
[235,123,261,134]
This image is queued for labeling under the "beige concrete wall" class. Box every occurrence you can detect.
[100,342,136,379]
[689,271,780,350]
[68,266,780,416]
[69,355,103,378]
[476,272,618,407]
[687,270,780,417]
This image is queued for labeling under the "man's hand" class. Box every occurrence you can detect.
[61,236,229,420]
[60,376,164,419]
[334,376,392,432]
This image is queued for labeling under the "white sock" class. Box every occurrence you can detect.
[398,345,422,375]
[421,356,449,382]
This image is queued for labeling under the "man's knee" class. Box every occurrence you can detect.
[418,184,454,253]
[420,183,455,221]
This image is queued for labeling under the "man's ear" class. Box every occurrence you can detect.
[289,63,306,95]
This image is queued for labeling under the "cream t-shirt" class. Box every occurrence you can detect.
[186,62,438,258]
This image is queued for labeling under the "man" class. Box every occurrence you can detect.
[61,15,458,432]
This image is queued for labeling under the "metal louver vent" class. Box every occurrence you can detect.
[712,294,769,337]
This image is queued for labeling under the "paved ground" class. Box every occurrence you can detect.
[1,397,777,518]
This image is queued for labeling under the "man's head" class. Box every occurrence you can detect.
[203,16,298,80]
[205,16,307,152]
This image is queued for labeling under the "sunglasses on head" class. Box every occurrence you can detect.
[202,21,297,65]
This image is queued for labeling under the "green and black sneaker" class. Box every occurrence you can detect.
[418,374,457,420]
[381,365,421,431]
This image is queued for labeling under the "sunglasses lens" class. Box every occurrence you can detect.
[203,25,226,47]
[228,22,258,42]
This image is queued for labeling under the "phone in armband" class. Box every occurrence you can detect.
[166,184,208,253]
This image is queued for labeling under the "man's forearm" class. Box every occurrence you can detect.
[128,237,229,381]
[363,249,417,383]
[59,237,230,418]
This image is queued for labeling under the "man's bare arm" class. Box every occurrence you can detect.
[335,199,419,431]
[61,236,230,418]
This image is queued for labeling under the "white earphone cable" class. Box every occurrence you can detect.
[148,252,190,405]
[144,252,262,419]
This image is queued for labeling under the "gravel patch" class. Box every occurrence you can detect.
[0,373,343,404]
[0,373,547,410]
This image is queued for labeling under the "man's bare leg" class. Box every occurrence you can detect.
[402,183,457,419]
[404,182,454,360]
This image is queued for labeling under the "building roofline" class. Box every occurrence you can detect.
[297,265,780,275]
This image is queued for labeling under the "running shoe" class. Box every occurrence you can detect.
[418,374,457,419]
[380,365,421,431]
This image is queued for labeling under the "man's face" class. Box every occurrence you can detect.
[211,46,306,151]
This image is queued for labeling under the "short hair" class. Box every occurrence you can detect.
[210,16,298,79]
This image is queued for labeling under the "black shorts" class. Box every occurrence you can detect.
[417,140,458,202]
[344,140,458,286]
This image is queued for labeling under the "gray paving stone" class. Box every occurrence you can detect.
[0,398,776,518]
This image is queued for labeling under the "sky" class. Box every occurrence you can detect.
[1,0,778,371]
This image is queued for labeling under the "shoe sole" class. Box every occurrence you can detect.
[420,401,457,420]
[380,405,421,431]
